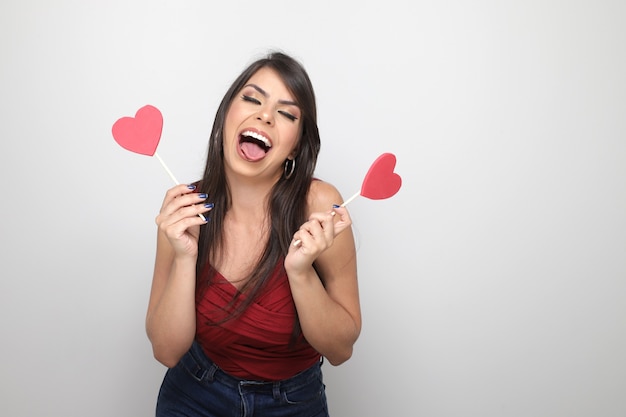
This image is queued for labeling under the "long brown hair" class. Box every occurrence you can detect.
[196,52,321,322]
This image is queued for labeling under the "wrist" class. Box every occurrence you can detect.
[172,253,198,269]
[285,265,316,286]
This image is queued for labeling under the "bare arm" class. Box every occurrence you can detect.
[145,184,213,368]
[284,181,361,365]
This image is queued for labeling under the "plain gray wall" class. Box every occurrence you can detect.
[1,1,625,416]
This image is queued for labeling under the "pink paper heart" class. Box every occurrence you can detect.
[112,105,163,156]
[360,153,402,200]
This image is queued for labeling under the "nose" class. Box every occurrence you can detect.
[256,108,274,126]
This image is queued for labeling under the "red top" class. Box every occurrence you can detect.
[195,262,321,381]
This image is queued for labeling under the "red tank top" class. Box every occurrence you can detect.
[195,262,321,381]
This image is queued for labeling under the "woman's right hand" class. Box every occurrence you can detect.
[154,184,213,258]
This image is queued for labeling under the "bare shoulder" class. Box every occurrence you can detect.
[307,179,343,214]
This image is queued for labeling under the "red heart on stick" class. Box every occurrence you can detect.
[112,105,163,156]
[360,153,402,200]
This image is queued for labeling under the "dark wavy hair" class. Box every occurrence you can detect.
[196,52,321,322]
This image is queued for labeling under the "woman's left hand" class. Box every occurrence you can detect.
[285,205,352,274]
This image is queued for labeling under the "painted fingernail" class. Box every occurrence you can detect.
[332,204,341,208]
[198,193,208,199]
[204,203,214,209]
[187,184,196,190]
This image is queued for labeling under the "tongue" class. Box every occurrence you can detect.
[241,141,266,162]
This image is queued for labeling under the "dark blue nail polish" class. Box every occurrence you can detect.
[187,184,196,190]
[332,204,341,208]
[198,193,208,199]
[204,203,214,209]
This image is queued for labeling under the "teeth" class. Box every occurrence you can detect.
[241,130,271,148]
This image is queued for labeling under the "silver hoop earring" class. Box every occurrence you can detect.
[284,158,296,179]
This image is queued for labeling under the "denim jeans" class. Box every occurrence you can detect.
[156,341,329,417]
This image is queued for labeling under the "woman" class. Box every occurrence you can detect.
[147,52,361,416]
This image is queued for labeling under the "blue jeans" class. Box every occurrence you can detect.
[156,341,329,417]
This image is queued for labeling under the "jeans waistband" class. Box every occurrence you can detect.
[182,341,322,395]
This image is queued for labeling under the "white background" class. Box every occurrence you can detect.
[1,1,625,416]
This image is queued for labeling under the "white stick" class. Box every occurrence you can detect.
[154,151,180,185]
[292,191,360,247]
[340,191,361,207]
[154,151,206,222]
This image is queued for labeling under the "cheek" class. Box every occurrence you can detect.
[223,106,243,137]
[286,120,302,142]
[282,126,300,151]
[286,130,302,157]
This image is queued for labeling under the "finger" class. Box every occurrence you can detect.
[157,200,213,229]
[160,185,194,215]
[291,229,310,249]
[161,191,209,218]
[292,206,341,248]
[158,208,211,247]
[291,220,316,249]
[329,205,352,237]
[162,184,198,205]
[307,212,335,243]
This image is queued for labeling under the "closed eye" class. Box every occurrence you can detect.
[242,95,261,105]
[278,110,298,121]
[242,94,298,121]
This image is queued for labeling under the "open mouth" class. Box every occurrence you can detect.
[239,130,272,161]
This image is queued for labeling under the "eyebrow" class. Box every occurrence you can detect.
[244,83,299,107]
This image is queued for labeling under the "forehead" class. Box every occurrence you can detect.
[244,67,295,100]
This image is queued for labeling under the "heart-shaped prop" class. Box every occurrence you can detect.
[112,104,179,184]
[341,153,402,207]
[112,104,163,156]
[360,153,402,200]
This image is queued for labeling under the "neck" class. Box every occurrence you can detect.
[226,175,276,225]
